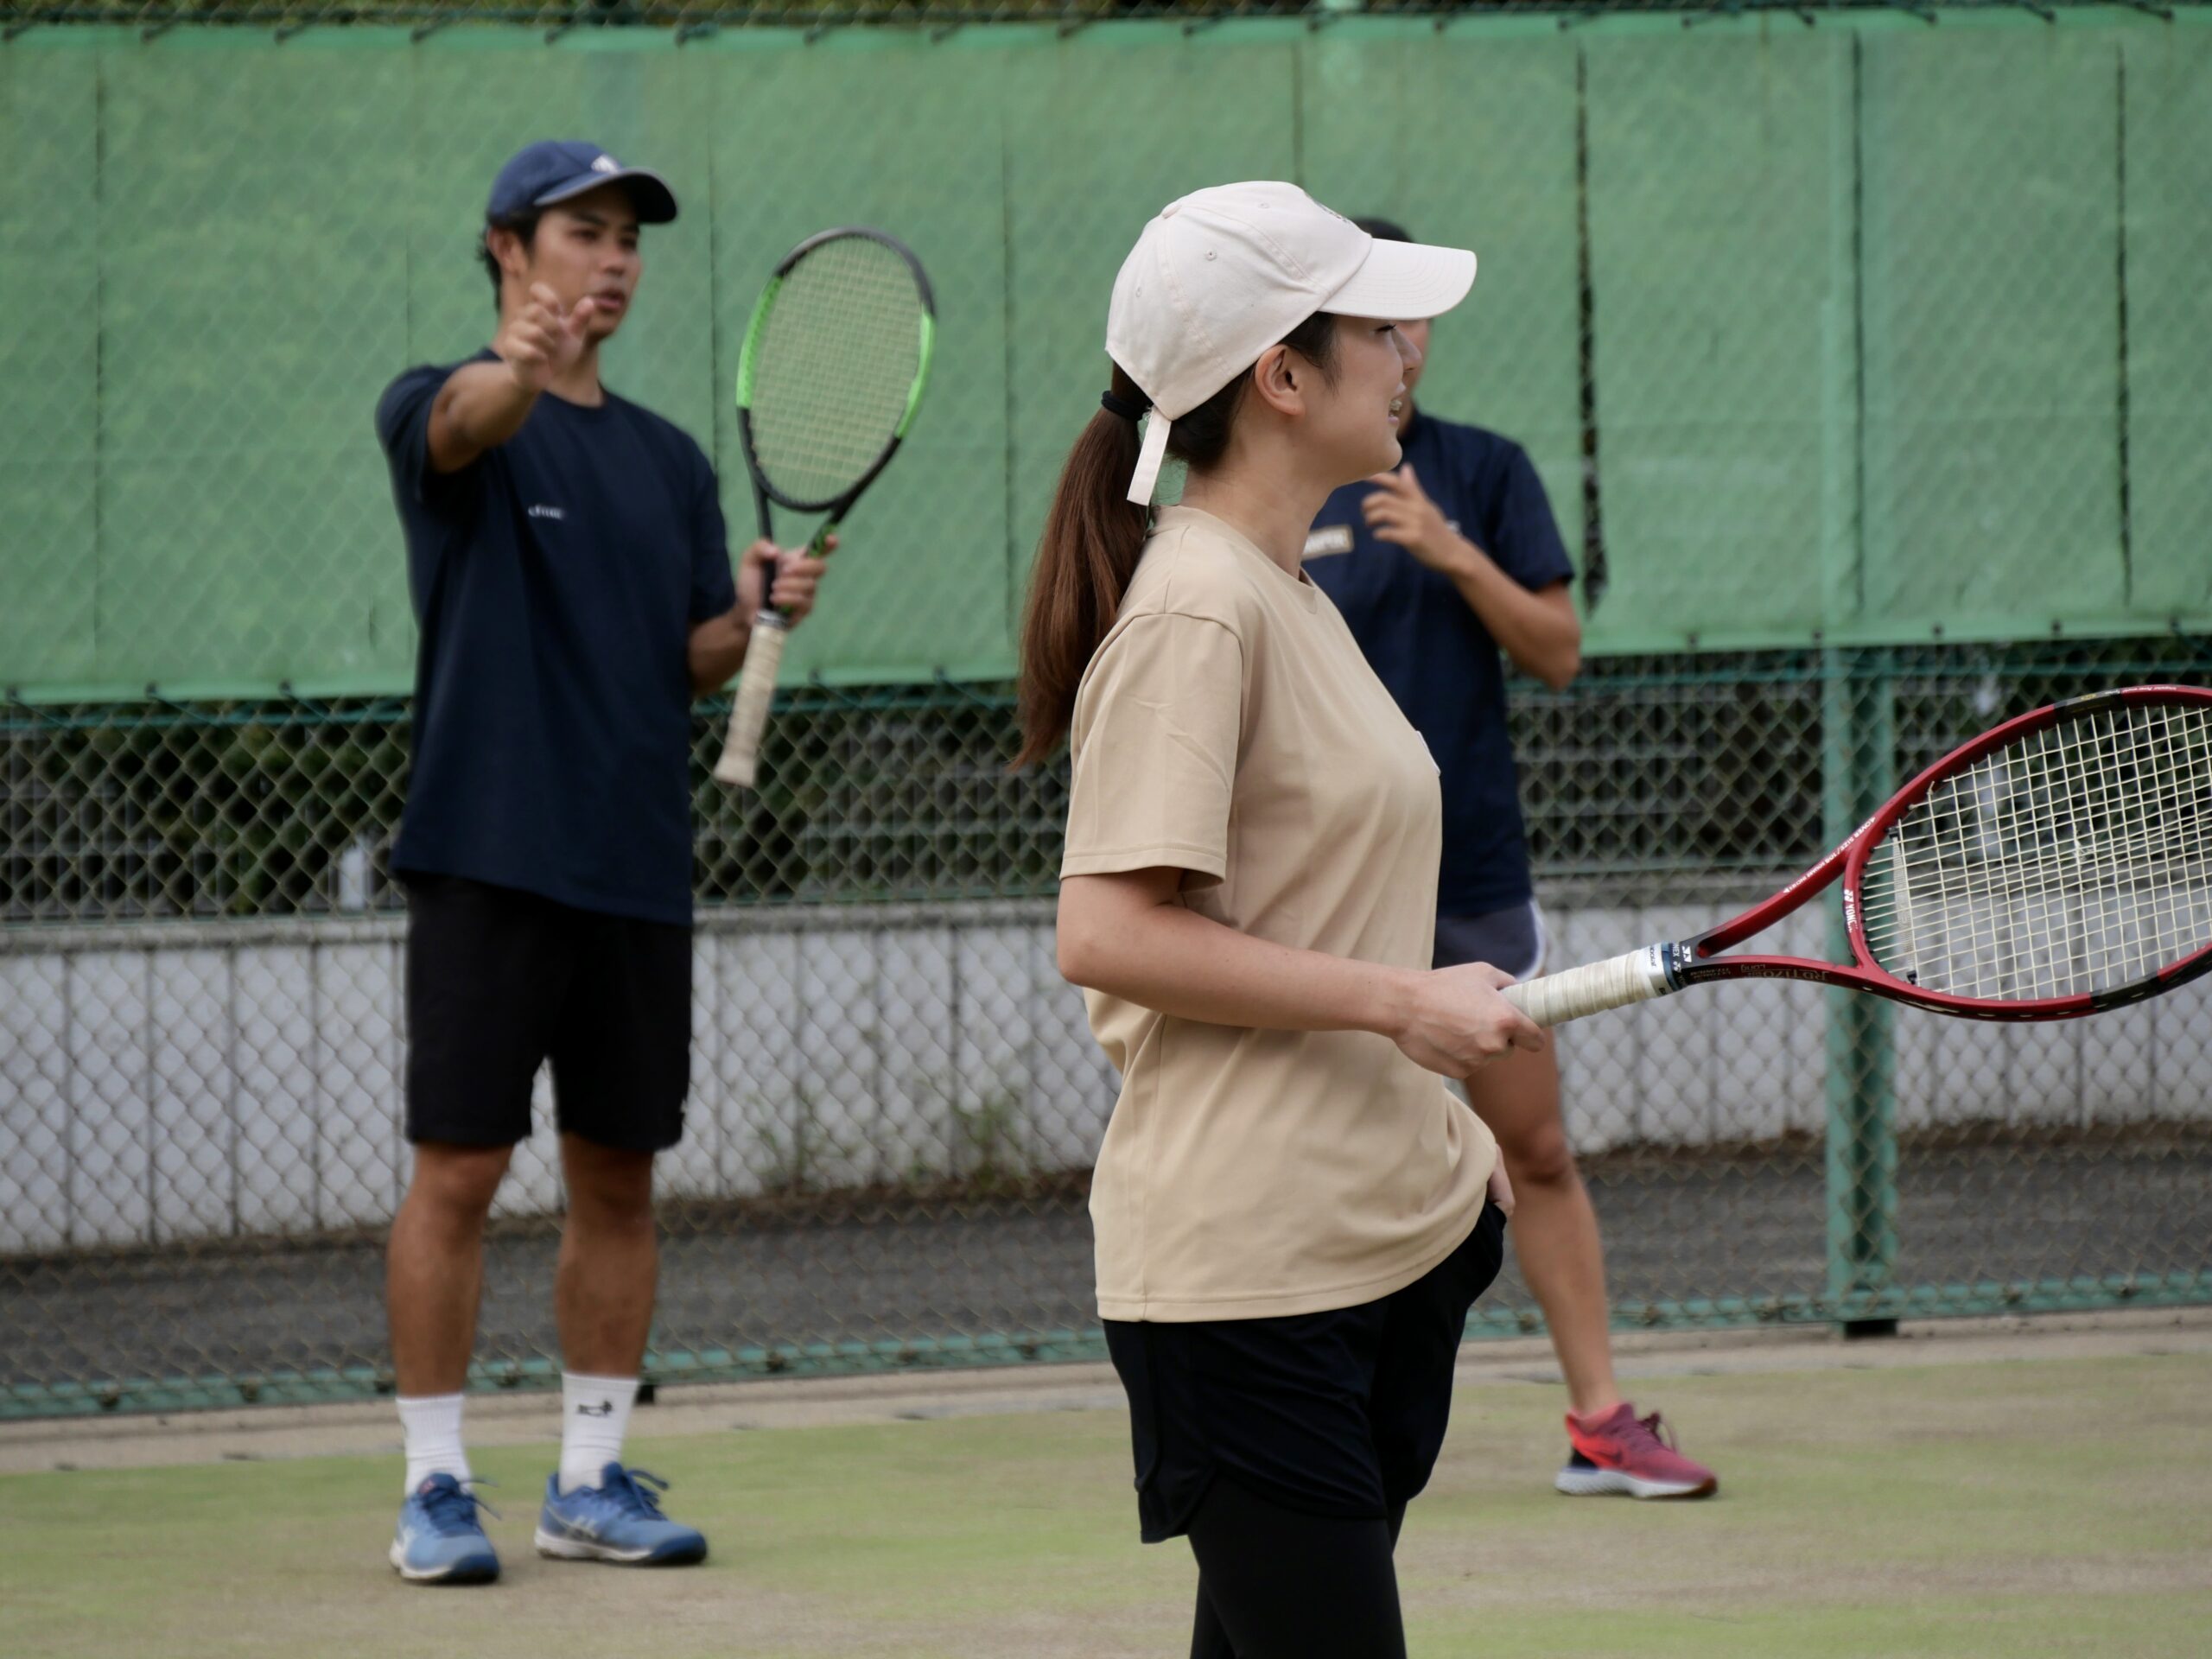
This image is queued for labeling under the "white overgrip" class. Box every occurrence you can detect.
[712,617,789,788]
[1500,944,1677,1028]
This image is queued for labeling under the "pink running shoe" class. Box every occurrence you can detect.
[1555,1404,1718,1499]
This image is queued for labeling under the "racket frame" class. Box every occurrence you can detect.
[1541,684,2212,1025]
[714,227,936,788]
[736,226,938,545]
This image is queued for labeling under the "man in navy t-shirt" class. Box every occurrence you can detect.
[1305,218,1718,1504]
[373,141,832,1584]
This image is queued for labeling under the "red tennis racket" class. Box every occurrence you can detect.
[1502,684,2212,1027]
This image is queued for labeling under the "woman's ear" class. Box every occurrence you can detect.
[1249,343,1304,419]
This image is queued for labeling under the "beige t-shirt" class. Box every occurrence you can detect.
[1062,505,1501,1323]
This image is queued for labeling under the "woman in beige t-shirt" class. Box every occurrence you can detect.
[1014,184,1542,1657]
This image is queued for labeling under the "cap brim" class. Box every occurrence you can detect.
[534,168,680,225]
[1323,238,1476,323]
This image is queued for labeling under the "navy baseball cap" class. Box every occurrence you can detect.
[486,140,678,226]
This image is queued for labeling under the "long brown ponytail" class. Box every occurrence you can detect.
[1013,364,1149,768]
[1014,315,1339,768]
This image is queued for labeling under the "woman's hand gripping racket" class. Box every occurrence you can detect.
[1503,685,2212,1027]
[713,229,936,787]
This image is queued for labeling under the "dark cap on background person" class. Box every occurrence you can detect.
[486,140,678,226]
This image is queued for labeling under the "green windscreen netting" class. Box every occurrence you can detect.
[3,14,2209,698]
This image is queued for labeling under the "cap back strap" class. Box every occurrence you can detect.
[1127,411,1172,506]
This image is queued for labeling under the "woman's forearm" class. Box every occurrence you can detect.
[1058,877,1413,1039]
[1057,871,1542,1076]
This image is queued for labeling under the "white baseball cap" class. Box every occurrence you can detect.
[1105,181,1477,505]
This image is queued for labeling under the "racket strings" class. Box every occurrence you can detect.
[1884,705,2212,995]
[1859,700,2212,1001]
[747,238,925,505]
[1875,742,2202,996]
[1862,702,2212,994]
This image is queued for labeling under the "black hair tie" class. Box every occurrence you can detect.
[1100,389,1147,423]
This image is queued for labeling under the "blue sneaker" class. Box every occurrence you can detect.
[390,1473,500,1584]
[535,1464,707,1566]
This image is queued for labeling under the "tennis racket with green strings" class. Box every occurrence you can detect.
[713,228,936,788]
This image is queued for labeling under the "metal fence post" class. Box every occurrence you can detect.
[1824,647,1898,1336]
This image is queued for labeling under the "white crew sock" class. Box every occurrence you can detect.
[559,1372,640,1494]
[397,1392,471,1497]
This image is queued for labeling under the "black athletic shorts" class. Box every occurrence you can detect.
[1432,898,1547,981]
[1103,1199,1510,1542]
[402,872,691,1153]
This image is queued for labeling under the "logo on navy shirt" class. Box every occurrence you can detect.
[1300,519,1461,562]
[527,504,566,522]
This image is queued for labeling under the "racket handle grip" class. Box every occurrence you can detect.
[713,616,789,789]
[1501,945,1677,1028]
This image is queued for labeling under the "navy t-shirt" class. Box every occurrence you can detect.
[1305,412,1574,917]
[374,353,738,926]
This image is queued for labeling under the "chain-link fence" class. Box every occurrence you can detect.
[5,643,2209,1416]
[4,10,2211,1418]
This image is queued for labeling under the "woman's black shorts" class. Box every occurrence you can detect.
[1103,1199,1510,1542]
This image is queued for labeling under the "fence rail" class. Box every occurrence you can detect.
[7,3,2194,26]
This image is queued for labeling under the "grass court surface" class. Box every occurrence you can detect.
[5,1342,2207,1658]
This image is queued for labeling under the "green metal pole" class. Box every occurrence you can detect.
[1823,647,1897,1336]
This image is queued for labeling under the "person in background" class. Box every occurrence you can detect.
[1301,215,1717,1503]
[373,139,831,1584]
